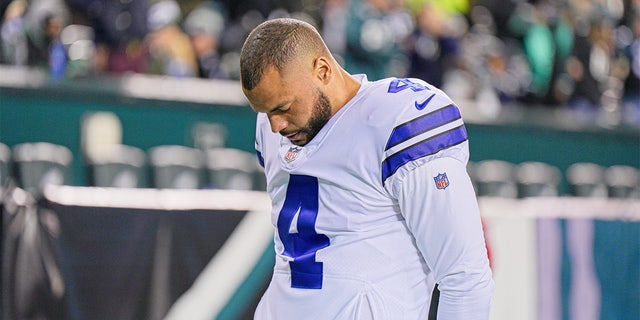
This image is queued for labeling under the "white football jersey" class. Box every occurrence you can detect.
[254,75,493,320]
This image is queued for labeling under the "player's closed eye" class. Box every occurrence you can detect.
[273,106,291,114]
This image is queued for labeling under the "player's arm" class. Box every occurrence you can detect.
[381,78,492,318]
[392,155,493,319]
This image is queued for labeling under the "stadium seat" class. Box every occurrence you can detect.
[149,145,205,189]
[566,162,608,197]
[515,161,561,197]
[191,121,228,150]
[473,160,518,198]
[604,165,639,198]
[204,147,261,190]
[86,144,146,188]
[12,142,72,198]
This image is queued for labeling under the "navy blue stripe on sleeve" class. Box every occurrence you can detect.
[382,125,468,183]
[385,104,461,151]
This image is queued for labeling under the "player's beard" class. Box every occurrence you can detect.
[290,89,332,146]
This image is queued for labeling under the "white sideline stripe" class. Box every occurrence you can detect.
[120,73,248,106]
[479,197,640,220]
[0,65,249,107]
[43,185,272,212]
[163,208,273,320]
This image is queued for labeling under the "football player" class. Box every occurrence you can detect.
[240,18,493,320]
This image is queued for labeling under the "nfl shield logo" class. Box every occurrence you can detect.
[434,173,449,189]
[285,146,301,162]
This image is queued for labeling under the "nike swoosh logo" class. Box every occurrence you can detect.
[415,93,436,110]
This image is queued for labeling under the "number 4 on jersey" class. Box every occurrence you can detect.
[387,78,429,93]
[277,174,330,289]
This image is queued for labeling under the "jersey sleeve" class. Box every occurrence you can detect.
[392,156,494,319]
[381,78,470,188]
[381,79,493,318]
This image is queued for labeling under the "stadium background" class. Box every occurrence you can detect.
[0,0,639,319]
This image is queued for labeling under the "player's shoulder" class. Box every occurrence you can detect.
[367,77,464,138]
[363,77,456,117]
[378,78,468,185]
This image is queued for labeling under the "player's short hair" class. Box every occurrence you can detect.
[240,18,326,91]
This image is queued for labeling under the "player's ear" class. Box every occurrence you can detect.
[313,56,331,85]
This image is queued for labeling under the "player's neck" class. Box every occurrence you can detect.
[330,69,362,117]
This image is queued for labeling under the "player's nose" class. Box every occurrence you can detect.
[268,115,287,133]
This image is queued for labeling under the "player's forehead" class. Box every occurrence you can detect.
[244,66,291,113]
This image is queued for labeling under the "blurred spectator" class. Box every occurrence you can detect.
[343,0,413,80]
[215,0,313,53]
[144,0,197,77]
[59,23,97,78]
[473,0,517,39]
[565,20,608,110]
[404,1,461,88]
[565,10,631,122]
[66,0,149,74]
[509,2,559,104]
[216,0,320,80]
[1,0,27,65]
[621,4,639,104]
[183,1,229,79]
[441,3,531,113]
[0,0,637,119]
[45,13,66,79]
[321,0,349,65]
[545,7,577,105]
[20,0,70,72]
[478,37,531,106]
